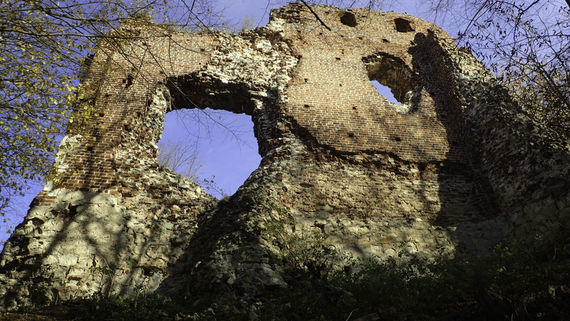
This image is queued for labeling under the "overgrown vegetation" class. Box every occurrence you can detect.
[2,229,567,321]
[256,228,569,321]
[327,238,569,321]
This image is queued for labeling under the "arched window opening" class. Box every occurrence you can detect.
[158,108,260,198]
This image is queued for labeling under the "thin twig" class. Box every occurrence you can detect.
[344,310,356,321]
[299,0,331,31]
[458,0,489,40]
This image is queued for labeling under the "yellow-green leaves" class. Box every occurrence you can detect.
[0,0,170,217]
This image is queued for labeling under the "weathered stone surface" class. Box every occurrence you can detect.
[0,3,568,312]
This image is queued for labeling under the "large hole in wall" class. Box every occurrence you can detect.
[158,108,260,198]
[363,53,420,114]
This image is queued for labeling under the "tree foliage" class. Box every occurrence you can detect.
[430,0,570,140]
[0,0,224,217]
[0,0,76,211]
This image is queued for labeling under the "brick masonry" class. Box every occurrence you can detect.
[0,3,568,311]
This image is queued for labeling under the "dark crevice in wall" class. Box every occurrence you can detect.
[166,74,256,115]
[409,31,500,224]
[123,74,133,88]
[394,18,414,32]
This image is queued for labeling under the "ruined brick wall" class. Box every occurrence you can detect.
[1,3,568,311]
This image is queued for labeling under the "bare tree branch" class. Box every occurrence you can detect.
[300,0,332,31]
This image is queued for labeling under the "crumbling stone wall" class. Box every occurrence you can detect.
[1,3,568,311]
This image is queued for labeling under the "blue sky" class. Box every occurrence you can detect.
[160,108,261,198]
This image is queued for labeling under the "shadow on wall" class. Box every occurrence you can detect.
[0,75,169,306]
[409,31,501,246]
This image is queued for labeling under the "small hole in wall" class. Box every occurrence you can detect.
[158,108,260,198]
[340,11,357,27]
[124,74,133,88]
[370,80,400,105]
[395,18,414,32]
